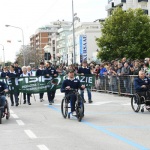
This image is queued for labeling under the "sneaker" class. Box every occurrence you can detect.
[89,100,93,103]
[40,98,44,102]
[83,99,86,103]
[28,103,31,105]
[72,111,76,116]
[16,103,19,107]
[49,102,52,105]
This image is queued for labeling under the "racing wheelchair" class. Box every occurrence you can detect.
[0,94,10,124]
[61,89,84,122]
[131,91,150,113]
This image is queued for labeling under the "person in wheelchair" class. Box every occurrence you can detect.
[0,81,8,117]
[134,71,150,108]
[61,69,85,116]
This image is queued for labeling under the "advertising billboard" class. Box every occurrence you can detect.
[80,35,87,63]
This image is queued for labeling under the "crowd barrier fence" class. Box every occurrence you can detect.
[92,75,139,96]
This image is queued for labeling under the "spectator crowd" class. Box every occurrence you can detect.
[0,57,150,106]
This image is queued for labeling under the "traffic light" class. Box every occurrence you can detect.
[44,53,51,60]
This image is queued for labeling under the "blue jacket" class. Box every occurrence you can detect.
[134,77,150,92]
[36,69,45,76]
[1,71,9,78]
[0,81,8,95]
[99,67,107,77]
[61,78,81,94]
[44,67,58,77]
[78,67,91,74]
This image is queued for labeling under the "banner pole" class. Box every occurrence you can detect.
[33,94,36,102]
[20,93,22,105]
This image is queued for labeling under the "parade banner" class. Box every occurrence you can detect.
[0,75,95,94]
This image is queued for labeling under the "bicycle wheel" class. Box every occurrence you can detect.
[61,98,68,118]
[131,94,141,112]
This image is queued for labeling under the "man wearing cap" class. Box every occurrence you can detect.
[61,69,85,116]
[44,62,58,105]
[78,61,93,103]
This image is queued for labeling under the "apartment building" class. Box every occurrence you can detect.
[30,21,72,64]
[67,20,102,65]
[106,0,148,16]
[30,23,60,61]
[56,24,72,64]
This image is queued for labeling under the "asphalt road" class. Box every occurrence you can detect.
[0,90,150,150]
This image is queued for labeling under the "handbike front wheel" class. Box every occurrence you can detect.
[76,101,84,122]
[131,94,141,112]
[61,98,68,119]
[0,111,2,124]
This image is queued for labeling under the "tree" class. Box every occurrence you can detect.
[96,8,150,61]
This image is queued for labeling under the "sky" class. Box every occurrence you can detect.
[0,0,107,62]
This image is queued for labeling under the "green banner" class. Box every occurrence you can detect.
[0,75,95,94]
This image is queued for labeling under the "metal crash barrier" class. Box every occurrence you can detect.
[92,75,138,96]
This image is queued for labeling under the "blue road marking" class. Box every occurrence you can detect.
[48,105,150,150]
[82,121,149,150]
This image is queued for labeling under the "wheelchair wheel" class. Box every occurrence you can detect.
[61,98,68,119]
[131,94,141,112]
[0,111,2,124]
[76,99,84,122]
[5,100,10,120]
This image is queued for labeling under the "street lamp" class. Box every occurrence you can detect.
[72,0,76,64]
[5,25,25,65]
[0,44,5,67]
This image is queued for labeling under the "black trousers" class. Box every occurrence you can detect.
[47,90,56,102]
[23,93,31,103]
[10,93,18,105]
[39,93,44,99]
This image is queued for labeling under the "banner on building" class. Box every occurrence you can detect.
[0,75,95,94]
[80,35,87,63]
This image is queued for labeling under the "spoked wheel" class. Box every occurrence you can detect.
[131,94,141,112]
[61,98,68,118]
[5,101,10,120]
[76,99,84,122]
[0,111,2,124]
[6,109,10,120]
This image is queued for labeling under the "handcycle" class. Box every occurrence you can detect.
[0,92,10,124]
[61,89,84,122]
[131,90,150,113]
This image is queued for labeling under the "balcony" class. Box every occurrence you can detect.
[105,2,114,11]
[114,0,126,7]
[138,0,148,2]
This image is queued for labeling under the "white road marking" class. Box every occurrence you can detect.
[24,130,37,139]
[86,101,113,105]
[11,114,19,118]
[10,109,14,114]
[122,103,131,106]
[45,101,113,106]
[16,120,25,126]
[37,145,49,150]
